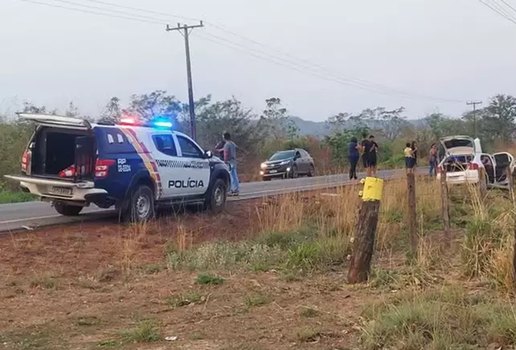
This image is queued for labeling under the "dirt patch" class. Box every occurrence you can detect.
[0,195,374,349]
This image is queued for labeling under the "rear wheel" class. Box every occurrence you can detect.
[205,178,227,214]
[308,164,315,177]
[262,177,271,182]
[123,185,155,223]
[54,203,83,216]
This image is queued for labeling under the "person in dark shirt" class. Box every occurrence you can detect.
[360,132,370,172]
[367,135,379,177]
[361,134,379,177]
[348,137,360,180]
[411,141,418,167]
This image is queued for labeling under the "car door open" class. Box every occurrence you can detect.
[493,152,514,184]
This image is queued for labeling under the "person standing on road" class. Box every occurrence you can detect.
[219,132,239,196]
[360,132,371,175]
[348,137,360,180]
[411,141,418,168]
[404,142,415,174]
[368,135,379,177]
[429,143,438,177]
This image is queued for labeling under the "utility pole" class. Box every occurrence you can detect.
[166,21,204,141]
[467,101,483,138]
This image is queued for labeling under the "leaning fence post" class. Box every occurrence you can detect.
[440,168,451,247]
[407,173,417,255]
[347,177,384,284]
[505,166,516,288]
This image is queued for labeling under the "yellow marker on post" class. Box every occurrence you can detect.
[358,177,384,201]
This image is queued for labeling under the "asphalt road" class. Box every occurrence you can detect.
[0,169,407,233]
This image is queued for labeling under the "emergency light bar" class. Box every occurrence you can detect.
[116,115,173,129]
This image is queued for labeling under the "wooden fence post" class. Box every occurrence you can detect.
[505,166,516,288]
[440,168,451,246]
[348,177,383,284]
[407,173,417,255]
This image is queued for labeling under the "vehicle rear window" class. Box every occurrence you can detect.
[443,139,473,149]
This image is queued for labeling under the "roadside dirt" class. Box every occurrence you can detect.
[0,195,378,350]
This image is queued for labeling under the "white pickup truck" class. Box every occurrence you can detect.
[436,135,515,189]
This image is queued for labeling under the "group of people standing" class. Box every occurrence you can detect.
[404,142,439,176]
[347,134,440,180]
[347,133,379,180]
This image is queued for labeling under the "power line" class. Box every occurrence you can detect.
[197,31,463,103]
[49,0,169,24]
[74,0,465,103]
[478,0,516,24]
[493,0,516,16]
[82,0,199,22]
[17,0,166,25]
[499,0,516,13]
[16,0,465,104]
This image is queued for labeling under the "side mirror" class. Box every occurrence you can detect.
[205,150,213,159]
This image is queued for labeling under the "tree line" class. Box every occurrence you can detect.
[1,92,515,187]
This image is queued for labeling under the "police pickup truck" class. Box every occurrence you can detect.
[5,114,230,222]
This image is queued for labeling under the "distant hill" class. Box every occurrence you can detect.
[289,116,426,137]
[289,117,329,137]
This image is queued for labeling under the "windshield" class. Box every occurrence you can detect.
[269,150,295,161]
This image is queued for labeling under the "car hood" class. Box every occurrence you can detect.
[265,159,292,165]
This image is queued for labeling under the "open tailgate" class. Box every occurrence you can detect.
[18,113,91,130]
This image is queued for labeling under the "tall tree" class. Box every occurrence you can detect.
[128,90,182,124]
[195,97,264,152]
[483,94,516,143]
[99,97,122,123]
[259,97,290,140]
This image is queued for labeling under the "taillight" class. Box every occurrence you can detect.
[95,159,115,178]
[21,150,31,173]
[467,162,479,170]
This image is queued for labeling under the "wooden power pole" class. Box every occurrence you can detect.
[166,21,204,141]
[467,101,482,138]
[348,177,384,284]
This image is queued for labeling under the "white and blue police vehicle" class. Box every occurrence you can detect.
[5,114,230,222]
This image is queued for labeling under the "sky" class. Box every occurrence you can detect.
[1,0,515,121]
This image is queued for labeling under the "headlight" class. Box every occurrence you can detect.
[280,160,290,165]
[260,162,267,169]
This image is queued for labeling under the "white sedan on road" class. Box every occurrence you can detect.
[437,135,515,189]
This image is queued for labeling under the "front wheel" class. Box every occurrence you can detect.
[205,178,227,214]
[291,165,299,179]
[123,185,155,223]
[54,203,83,216]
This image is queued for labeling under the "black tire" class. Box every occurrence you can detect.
[54,203,83,216]
[205,178,227,214]
[308,164,315,177]
[124,185,155,223]
[291,165,299,179]
[263,177,271,182]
